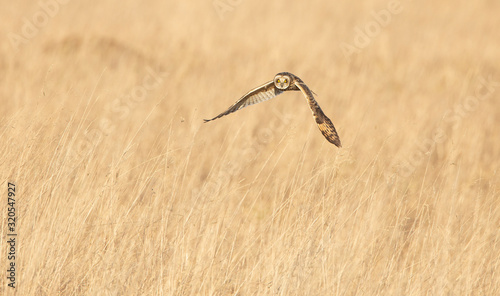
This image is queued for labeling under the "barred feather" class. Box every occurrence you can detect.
[205,72,341,147]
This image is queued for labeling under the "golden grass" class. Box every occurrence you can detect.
[1,0,499,294]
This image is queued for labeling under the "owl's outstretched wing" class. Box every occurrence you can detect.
[204,81,283,122]
[294,80,342,147]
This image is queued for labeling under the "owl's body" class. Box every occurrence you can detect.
[204,72,341,147]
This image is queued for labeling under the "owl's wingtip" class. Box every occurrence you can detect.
[332,139,342,148]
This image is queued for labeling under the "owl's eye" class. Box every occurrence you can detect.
[277,79,281,83]
[284,79,288,83]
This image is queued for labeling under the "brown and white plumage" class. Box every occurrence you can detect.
[204,72,341,147]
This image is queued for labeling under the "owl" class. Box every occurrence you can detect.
[204,72,341,147]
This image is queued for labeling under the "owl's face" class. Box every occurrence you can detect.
[274,74,291,90]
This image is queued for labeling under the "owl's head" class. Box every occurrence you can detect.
[274,73,292,90]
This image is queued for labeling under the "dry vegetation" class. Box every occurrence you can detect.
[1,0,499,295]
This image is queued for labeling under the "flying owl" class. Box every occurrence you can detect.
[204,72,341,147]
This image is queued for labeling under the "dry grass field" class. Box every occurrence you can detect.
[1,0,499,295]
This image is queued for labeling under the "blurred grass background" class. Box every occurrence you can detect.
[0,0,499,294]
